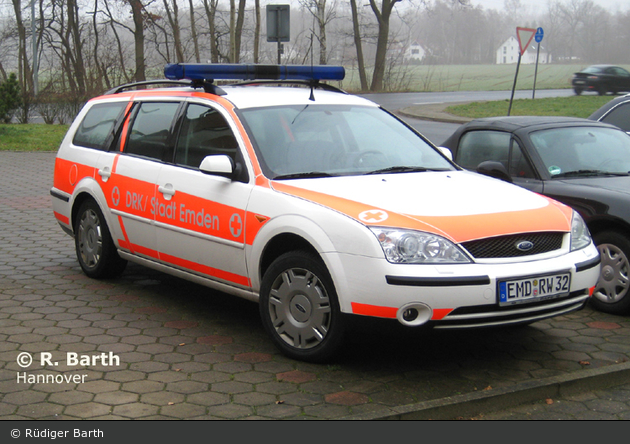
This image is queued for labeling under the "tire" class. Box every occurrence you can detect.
[259,251,345,362]
[573,88,582,95]
[597,85,607,96]
[74,199,127,279]
[590,231,630,315]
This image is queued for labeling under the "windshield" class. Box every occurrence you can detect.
[530,126,630,177]
[239,104,454,179]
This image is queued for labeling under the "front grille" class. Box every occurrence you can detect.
[431,291,589,329]
[461,232,564,259]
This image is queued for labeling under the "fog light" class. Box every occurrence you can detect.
[402,308,418,322]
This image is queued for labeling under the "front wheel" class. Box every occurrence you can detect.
[591,231,630,314]
[259,251,345,362]
[74,199,127,279]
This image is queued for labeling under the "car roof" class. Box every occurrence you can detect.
[219,84,377,109]
[442,115,620,148]
[589,93,630,120]
[458,115,611,131]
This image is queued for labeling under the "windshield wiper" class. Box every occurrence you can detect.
[365,166,445,175]
[553,170,630,178]
[273,171,335,180]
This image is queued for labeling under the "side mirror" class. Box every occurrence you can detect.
[199,155,234,178]
[477,161,513,183]
[437,146,453,161]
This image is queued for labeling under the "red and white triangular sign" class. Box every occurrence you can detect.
[516,27,537,56]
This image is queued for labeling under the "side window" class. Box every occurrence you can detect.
[509,139,535,179]
[174,103,238,168]
[455,130,510,170]
[600,103,630,133]
[125,102,180,161]
[72,102,127,151]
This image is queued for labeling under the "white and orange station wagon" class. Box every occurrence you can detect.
[51,64,601,361]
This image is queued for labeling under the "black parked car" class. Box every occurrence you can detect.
[589,93,630,134]
[442,116,630,315]
[572,65,630,96]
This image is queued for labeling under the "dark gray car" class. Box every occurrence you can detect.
[442,116,630,315]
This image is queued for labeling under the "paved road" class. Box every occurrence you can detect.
[1,148,630,420]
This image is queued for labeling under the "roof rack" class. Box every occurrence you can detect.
[104,79,226,96]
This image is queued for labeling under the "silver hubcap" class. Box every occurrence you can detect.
[78,209,102,269]
[268,268,331,350]
[594,243,629,304]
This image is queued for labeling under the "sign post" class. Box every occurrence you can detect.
[532,27,544,99]
[266,5,290,64]
[508,27,536,116]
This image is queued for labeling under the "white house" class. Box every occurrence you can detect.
[496,36,550,64]
[404,42,425,62]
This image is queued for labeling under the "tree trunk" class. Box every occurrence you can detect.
[202,0,220,63]
[350,0,368,90]
[164,0,184,63]
[254,0,260,63]
[188,0,200,62]
[369,0,399,92]
[234,0,247,63]
[128,0,146,81]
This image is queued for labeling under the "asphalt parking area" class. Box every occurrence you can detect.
[1,152,630,420]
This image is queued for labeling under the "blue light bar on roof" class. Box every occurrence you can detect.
[164,63,345,82]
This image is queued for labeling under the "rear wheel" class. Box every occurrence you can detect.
[573,87,583,95]
[259,251,345,362]
[591,231,630,314]
[74,199,127,279]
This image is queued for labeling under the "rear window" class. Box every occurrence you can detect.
[73,102,127,150]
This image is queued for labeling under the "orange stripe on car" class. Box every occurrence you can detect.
[431,308,454,320]
[272,182,572,243]
[351,302,398,319]
[159,251,250,287]
[53,211,70,225]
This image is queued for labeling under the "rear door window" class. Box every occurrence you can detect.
[125,102,181,161]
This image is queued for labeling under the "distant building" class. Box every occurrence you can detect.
[496,36,550,64]
[404,42,425,62]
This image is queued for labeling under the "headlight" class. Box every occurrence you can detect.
[369,228,471,264]
[570,211,591,251]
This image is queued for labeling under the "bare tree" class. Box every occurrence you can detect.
[349,0,368,90]
[202,0,221,62]
[299,0,337,65]
[163,0,184,63]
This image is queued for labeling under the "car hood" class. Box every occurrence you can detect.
[555,176,630,196]
[271,171,573,243]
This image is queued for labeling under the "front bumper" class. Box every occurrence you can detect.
[329,245,601,329]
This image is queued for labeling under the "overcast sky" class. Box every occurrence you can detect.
[470,0,629,12]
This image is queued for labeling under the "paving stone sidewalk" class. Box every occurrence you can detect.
[1,151,629,420]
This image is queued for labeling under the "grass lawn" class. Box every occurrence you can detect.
[0,124,69,152]
[444,95,614,119]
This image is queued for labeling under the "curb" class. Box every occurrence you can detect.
[398,101,474,124]
[341,360,630,420]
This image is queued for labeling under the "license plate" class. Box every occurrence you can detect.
[574,80,585,84]
[499,273,570,306]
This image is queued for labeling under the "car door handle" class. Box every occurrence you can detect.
[158,184,176,200]
[98,167,111,182]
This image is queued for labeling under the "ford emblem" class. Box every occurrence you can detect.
[516,240,534,252]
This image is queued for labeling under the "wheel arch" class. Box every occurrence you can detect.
[258,233,320,286]
[587,216,630,241]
